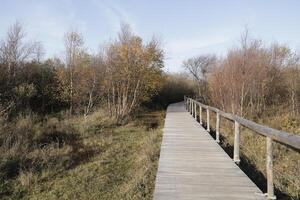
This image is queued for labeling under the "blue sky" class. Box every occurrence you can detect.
[1,0,300,72]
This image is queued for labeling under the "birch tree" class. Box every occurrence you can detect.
[103,24,164,121]
[0,22,40,115]
[64,31,84,114]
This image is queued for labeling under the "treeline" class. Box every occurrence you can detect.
[0,22,165,122]
[184,31,300,118]
[0,22,193,199]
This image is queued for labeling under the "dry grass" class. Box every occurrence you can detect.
[0,110,164,200]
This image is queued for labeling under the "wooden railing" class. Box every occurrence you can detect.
[184,96,300,200]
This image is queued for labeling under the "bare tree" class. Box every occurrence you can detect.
[208,31,300,117]
[0,21,38,80]
[0,22,40,115]
[33,41,45,63]
[64,30,84,114]
[183,55,216,102]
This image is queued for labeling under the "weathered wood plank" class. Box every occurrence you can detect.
[154,102,266,200]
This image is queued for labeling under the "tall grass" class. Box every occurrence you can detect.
[0,110,164,200]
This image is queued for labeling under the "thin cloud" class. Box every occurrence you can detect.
[167,36,229,54]
[10,1,89,58]
[92,0,137,33]
[164,35,232,72]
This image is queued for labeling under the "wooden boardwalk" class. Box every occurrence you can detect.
[153,102,266,200]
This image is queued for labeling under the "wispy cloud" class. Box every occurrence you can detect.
[92,0,137,33]
[167,35,230,55]
[165,35,232,72]
[13,1,89,58]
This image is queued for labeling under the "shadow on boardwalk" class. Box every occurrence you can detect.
[154,102,265,200]
[200,121,293,200]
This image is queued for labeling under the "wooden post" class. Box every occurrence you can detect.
[186,98,188,110]
[194,102,197,119]
[199,106,203,125]
[192,101,194,117]
[234,121,240,164]
[216,112,220,143]
[193,101,195,116]
[206,109,210,132]
[266,137,276,199]
[192,101,194,116]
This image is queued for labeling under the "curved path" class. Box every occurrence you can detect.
[153,102,265,200]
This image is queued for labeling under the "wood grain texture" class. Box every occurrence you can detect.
[154,102,266,200]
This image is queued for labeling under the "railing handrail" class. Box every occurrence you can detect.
[185,96,300,150]
[184,95,300,200]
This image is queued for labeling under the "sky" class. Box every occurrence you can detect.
[1,0,300,72]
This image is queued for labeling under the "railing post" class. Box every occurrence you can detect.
[190,99,193,115]
[199,106,202,125]
[186,98,188,110]
[194,102,197,119]
[266,137,276,199]
[216,112,220,143]
[192,100,195,116]
[234,121,240,164]
[206,108,210,132]
[189,99,192,113]
[193,101,195,116]
[192,100,194,117]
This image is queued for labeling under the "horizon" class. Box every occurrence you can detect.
[1,0,300,72]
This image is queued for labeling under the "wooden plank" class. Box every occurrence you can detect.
[154,102,266,200]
